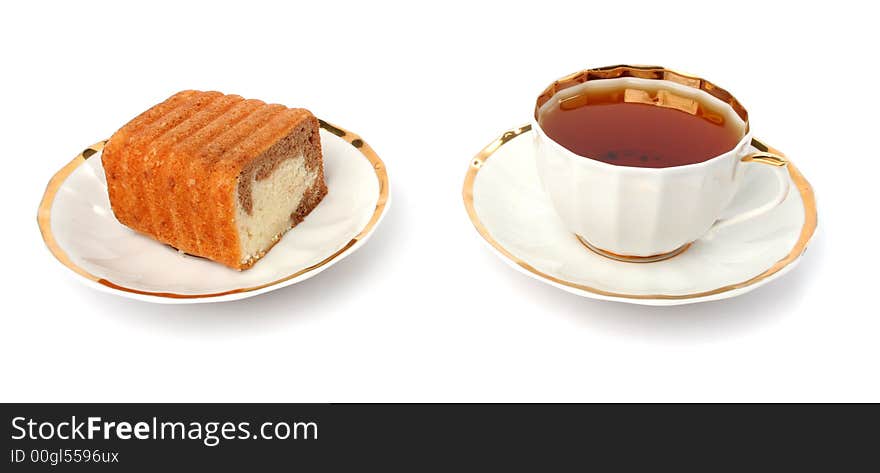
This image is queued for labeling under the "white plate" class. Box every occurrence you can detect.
[462,125,817,305]
[39,119,390,303]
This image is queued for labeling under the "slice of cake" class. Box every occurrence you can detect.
[101,90,328,270]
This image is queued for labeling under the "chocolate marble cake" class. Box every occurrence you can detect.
[101,90,327,269]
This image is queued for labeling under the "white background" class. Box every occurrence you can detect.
[2,0,877,402]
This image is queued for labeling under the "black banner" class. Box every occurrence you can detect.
[2,404,877,470]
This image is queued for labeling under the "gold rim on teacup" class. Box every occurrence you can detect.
[534,64,749,130]
[575,235,692,263]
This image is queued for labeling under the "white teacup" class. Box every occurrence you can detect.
[532,65,790,262]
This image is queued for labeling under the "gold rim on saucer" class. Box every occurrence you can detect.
[37,119,390,300]
[461,124,817,301]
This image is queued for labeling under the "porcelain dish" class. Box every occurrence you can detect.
[38,120,390,303]
[462,125,816,305]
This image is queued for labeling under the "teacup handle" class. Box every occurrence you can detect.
[707,152,790,235]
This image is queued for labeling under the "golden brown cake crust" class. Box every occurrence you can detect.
[102,90,326,269]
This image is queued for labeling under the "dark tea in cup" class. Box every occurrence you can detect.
[537,85,744,168]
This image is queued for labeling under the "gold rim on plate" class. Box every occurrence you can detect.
[461,124,817,301]
[37,119,390,300]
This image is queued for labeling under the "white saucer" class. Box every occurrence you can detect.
[463,125,817,305]
[39,119,390,303]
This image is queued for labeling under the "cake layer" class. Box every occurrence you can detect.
[236,158,319,267]
[101,90,327,269]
